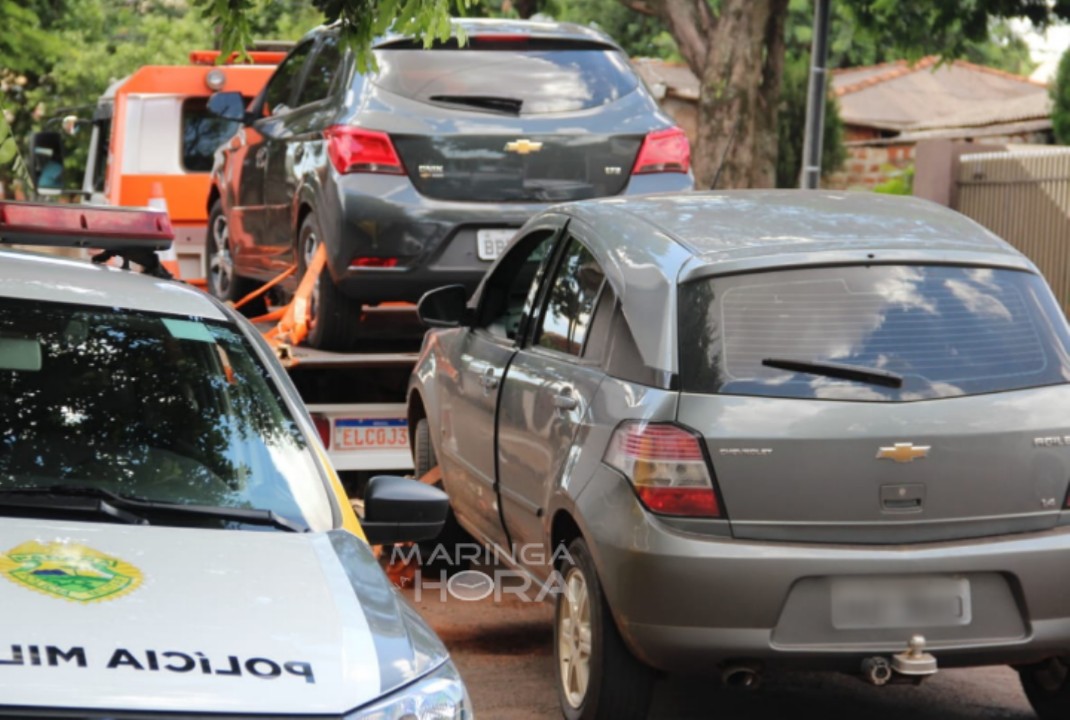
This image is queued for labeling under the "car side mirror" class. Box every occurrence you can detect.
[361,475,449,545]
[207,91,248,122]
[29,131,64,193]
[418,285,469,328]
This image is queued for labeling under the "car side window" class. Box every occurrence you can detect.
[535,238,605,356]
[295,36,342,108]
[477,230,559,341]
[261,40,315,116]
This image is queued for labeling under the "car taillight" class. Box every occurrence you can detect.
[324,125,404,175]
[311,413,331,450]
[349,257,399,268]
[604,421,721,518]
[631,126,691,175]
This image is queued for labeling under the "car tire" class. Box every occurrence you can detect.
[555,537,655,720]
[1019,658,1070,719]
[413,417,472,553]
[205,200,265,315]
[297,212,362,351]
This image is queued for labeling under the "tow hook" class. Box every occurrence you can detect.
[861,635,938,686]
[892,635,938,678]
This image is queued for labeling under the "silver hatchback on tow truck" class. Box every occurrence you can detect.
[408,190,1070,720]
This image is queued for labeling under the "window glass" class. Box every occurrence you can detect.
[181,98,242,171]
[373,47,639,114]
[91,118,111,191]
[0,298,333,530]
[261,41,315,115]
[296,36,342,107]
[482,232,557,341]
[679,265,1070,402]
[536,239,605,356]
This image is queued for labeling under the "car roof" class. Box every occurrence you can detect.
[0,249,229,321]
[570,190,1021,264]
[554,190,1035,376]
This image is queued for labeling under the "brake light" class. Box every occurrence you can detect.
[311,414,331,450]
[472,34,530,44]
[632,126,691,175]
[324,125,404,175]
[349,257,399,268]
[604,421,721,518]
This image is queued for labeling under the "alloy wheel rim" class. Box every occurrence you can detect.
[209,213,233,297]
[558,567,592,708]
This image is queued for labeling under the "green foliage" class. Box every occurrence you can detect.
[873,164,915,195]
[1053,47,1070,145]
[197,0,475,73]
[548,0,679,59]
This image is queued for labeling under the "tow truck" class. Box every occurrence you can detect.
[31,49,286,282]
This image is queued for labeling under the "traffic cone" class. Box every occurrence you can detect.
[148,181,181,278]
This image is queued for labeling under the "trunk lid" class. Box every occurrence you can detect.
[678,386,1070,543]
[392,133,641,202]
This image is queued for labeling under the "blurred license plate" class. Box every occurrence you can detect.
[477,229,514,261]
[831,577,971,629]
[334,418,409,451]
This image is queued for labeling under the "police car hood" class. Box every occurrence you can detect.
[0,518,448,714]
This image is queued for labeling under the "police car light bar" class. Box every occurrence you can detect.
[0,200,173,251]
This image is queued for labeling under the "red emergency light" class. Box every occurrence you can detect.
[0,201,173,251]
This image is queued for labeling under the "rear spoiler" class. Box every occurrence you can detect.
[0,201,175,278]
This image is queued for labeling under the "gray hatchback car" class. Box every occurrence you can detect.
[206,18,693,349]
[408,190,1070,720]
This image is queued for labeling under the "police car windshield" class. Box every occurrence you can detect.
[0,298,334,531]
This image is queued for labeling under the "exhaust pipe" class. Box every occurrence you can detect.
[861,656,893,686]
[721,664,762,690]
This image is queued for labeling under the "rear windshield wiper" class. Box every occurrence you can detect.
[761,358,904,389]
[428,94,524,115]
[0,485,307,532]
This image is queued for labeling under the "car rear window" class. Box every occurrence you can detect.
[371,45,639,114]
[0,297,333,529]
[679,265,1070,402]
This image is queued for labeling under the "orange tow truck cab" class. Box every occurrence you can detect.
[82,50,285,282]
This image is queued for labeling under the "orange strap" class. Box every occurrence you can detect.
[233,264,297,311]
[264,243,327,348]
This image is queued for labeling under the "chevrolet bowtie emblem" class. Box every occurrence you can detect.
[504,139,543,155]
[876,442,931,463]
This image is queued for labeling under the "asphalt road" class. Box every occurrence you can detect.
[399,580,1038,720]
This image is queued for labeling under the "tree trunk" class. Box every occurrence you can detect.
[650,0,788,189]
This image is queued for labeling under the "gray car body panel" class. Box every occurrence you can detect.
[410,190,1070,673]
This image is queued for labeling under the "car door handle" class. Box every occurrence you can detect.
[479,367,499,392]
[553,391,578,411]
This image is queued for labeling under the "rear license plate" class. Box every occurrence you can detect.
[831,577,971,629]
[334,418,409,451]
[476,229,515,261]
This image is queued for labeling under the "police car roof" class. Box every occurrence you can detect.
[0,249,228,321]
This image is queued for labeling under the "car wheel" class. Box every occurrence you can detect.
[556,538,654,720]
[413,417,436,481]
[205,200,264,315]
[297,212,362,351]
[413,417,472,554]
[1019,658,1070,719]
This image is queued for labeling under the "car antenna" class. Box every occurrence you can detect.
[710,116,742,190]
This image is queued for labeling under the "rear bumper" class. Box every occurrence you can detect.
[322,172,692,303]
[578,466,1070,673]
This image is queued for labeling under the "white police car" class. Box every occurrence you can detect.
[0,202,470,718]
